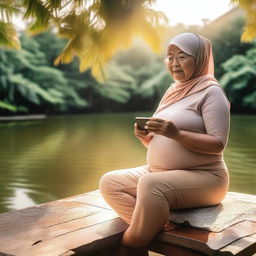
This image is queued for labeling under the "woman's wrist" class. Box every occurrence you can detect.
[172,129,182,140]
[172,129,224,154]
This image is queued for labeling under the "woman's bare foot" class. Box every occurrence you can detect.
[162,220,179,232]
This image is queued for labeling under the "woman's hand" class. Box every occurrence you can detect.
[134,123,153,148]
[134,123,149,140]
[145,118,180,139]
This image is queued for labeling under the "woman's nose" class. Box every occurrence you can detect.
[172,58,180,67]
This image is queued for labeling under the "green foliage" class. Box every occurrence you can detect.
[96,61,135,103]
[136,68,170,99]
[162,11,253,79]
[0,21,20,49]
[34,32,66,64]
[207,16,253,79]
[1,1,256,83]
[1,10,255,115]
[220,47,256,113]
[0,0,169,82]
[0,33,87,114]
[231,0,256,41]
[0,1,20,48]
[0,100,25,112]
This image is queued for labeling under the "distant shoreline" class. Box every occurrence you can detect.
[0,115,47,122]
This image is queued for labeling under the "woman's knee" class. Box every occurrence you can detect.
[137,174,166,200]
[99,171,118,195]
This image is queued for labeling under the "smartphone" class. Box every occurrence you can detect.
[135,117,151,130]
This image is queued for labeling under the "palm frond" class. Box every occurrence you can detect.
[138,20,162,53]
[231,0,256,41]
[241,22,256,42]
[21,0,167,82]
[80,42,107,82]
[54,10,92,65]
[0,21,20,49]
[144,7,169,27]
[23,0,52,34]
[44,0,63,10]
[0,1,21,22]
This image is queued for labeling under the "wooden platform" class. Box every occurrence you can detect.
[0,190,255,256]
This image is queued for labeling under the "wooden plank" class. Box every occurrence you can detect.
[62,190,112,210]
[37,203,104,229]
[0,229,47,254]
[157,220,256,255]
[158,225,214,255]
[0,201,102,237]
[47,218,128,255]
[0,190,255,256]
[220,233,256,256]
[208,221,256,250]
[43,210,119,238]
[0,206,119,256]
[13,243,74,256]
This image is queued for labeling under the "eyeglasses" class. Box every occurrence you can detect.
[163,54,192,63]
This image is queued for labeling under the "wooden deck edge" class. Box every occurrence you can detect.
[74,232,123,255]
[0,253,15,256]
[0,190,255,256]
[0,115,47,121]
[157,222,256,256]
[157,232,215,255]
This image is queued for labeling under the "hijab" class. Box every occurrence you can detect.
[154,32,225,114]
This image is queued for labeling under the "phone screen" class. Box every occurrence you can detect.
[135,117,150,130]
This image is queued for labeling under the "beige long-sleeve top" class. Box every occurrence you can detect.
[147,86,230,171]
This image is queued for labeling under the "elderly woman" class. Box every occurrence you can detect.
[99,32,230,255]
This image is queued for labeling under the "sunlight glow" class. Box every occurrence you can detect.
[152,0,235,26]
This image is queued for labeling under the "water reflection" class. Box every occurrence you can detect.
[224,115,256,194]
[7,188,36,210]
[0,113,255,213]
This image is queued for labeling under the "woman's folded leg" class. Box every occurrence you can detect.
[99,165,150,224]
[122,169,228,247]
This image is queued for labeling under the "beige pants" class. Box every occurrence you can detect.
[99,164,229,245]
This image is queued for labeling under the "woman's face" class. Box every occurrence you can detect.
[165,44,196,82]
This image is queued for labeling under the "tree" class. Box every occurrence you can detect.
[0,0,168,81]
[1,1,255,82]
[220,47,256,113]
[204,15,253,79]
[0,33,87,114]
[231,0,256,42]
[0,1,20,49]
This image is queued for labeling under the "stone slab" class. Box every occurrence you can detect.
[169,192,256,232]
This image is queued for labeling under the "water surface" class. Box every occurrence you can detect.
[0,113,255,213]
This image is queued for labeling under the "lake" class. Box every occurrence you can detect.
[0,113,255,213]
